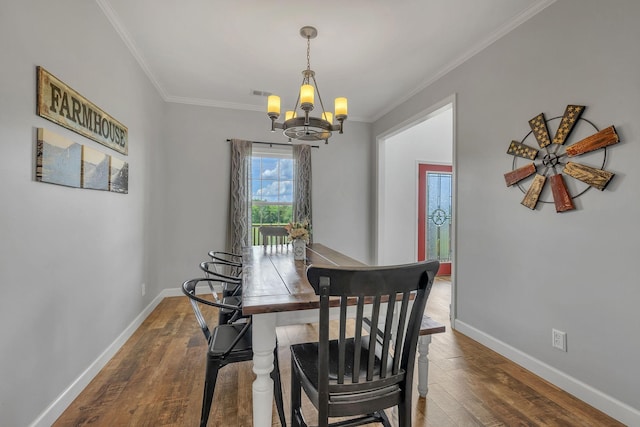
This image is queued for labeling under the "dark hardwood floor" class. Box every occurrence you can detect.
[53,278,624,426]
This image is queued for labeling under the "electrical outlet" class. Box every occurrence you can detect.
[141,282,146,296]
[552,329,567,351]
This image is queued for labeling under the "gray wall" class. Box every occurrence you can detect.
[0,1,164,426]
[374,0,640,423]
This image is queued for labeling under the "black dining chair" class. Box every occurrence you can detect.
[208,250,243,281]
[200,260,242,297]
[289,260,439,427]
[208,250,243,266]
[199,260,245,325]
[183,277,286,427]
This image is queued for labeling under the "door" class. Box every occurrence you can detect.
[418,163,452,275]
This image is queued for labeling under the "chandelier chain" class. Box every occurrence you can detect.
[305,36,311,84]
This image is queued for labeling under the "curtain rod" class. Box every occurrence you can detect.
[226,139,319,149]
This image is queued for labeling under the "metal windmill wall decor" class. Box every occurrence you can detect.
[504,105,619,212]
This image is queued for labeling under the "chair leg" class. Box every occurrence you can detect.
[377,410,392,427]
[290,355,303,427]
[396,399,411,427]
[200,357,222,427]
[272,347,287,426]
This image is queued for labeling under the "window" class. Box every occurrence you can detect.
[425,171,452,263]
[251,152,293,243]
[418,163,452,275]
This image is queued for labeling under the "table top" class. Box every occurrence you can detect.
[241,243,364,315]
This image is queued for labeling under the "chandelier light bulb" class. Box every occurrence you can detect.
[300,84,315,109]
[285,110,297,121]
[334,97,348,119]
[267,95,280,117]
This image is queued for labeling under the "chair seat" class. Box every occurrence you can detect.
[209,323,253,358]
[291,336,403,414]
[291,336,397,384]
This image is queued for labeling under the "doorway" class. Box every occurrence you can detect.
[375,95,456,324]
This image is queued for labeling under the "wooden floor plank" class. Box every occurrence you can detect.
[53,279,624,427]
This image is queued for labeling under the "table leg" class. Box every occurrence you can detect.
[252,312,277,427]
[417,334,432,397]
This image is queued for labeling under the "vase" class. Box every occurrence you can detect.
[292,238,306,260]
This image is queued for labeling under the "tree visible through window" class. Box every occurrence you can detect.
[251,154,293,243]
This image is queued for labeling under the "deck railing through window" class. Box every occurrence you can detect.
[251,224,289,246]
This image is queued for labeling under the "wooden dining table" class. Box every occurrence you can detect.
[242,243,443,427]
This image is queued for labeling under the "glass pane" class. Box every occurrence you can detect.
[280,180,293,203]
[426,172,452,263]
[251,157,261,179]
[251,179,262,201]
[280,158,293,180]
[261,181,279,202]
[254,205,268,225]
[278,205,293,224]
[260,158,278,180]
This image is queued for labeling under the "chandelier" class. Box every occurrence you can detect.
[267,26,348,144]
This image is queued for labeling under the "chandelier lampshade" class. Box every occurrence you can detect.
[266,26,347,144]
[267,95,280,117]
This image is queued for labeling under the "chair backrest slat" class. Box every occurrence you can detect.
[352,297,365,383]
[392,292,411,374]
[379,292,396,378]
[366,296,382,381]
[338,296,348,384]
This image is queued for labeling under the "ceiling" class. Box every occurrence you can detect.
[97,0,553,123]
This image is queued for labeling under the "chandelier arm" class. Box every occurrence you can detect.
[291,75,306,114]
[311,74,328,118]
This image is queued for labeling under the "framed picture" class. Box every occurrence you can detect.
[110,157,129,194]
[81,145,109,190]
[36,128,81,188]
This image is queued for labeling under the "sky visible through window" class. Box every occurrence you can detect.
[252,156,293,202]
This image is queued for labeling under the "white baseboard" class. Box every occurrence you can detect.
[29,288,176,427]
[454,320,640,427]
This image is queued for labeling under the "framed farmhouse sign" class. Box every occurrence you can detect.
[37,66,128,155]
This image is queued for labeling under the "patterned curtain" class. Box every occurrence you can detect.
[227,139,252,255]
[293,144,312,239]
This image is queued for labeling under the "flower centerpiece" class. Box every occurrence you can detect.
[285,219,310,260]
[285,219,310,243]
